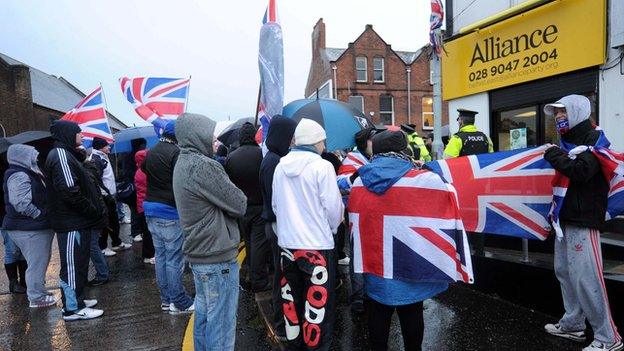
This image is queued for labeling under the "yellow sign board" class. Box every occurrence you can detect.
[442,0,605,100]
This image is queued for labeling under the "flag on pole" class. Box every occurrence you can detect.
[430,0,444,56]
[120,77,190,130]
[61,85,113,148]
[258,0,284,141]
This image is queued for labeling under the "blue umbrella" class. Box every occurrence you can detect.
[111,126,159,154]
[282,99,374,151]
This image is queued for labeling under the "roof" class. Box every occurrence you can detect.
[0,53,127,130]
[324,46,426,65]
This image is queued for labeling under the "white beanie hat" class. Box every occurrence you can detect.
[294,118,326,146]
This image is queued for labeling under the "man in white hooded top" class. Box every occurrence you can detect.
[272,118,343,350]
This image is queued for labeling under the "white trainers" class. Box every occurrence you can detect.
[120,218,131,224]
[169,303,195,314]
[161,303,170,311]
[112,242,132,251]
[102,248,117,257]
[583,340,624,351]
[29,295,58,308]
[544,323,586,342]
[133,235,143,242]
[338,256,351,266]
[143,257,155,265]
[84,299,98,308]
[62,307,104,321]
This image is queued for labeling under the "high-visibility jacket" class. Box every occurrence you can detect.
[406,133,431,162]
[443,125,493,158]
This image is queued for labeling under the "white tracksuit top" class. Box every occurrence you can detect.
[272,149,344,250]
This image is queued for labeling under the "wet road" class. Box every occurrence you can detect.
[0,224,582,350]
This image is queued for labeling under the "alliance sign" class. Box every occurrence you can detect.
[442,0,605,100]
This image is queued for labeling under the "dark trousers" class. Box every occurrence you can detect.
[119,193,141,237]
[366,299,424,351]
[280,247,335,350]
[57,230,92,314]
[138,213,155,259]
[240,205,269,292]
[99,200,121,249]
[265,222,285,337]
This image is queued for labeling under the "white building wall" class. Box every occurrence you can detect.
[448,92,490,136]
[450,0,532,35]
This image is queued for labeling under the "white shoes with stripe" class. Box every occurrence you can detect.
[544,323,586,342]
[62,307,103,321]
[583,340,624,351]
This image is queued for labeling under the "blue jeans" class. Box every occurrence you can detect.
[191,260,239,351]
[2,229,24,264]
[89,229,109,280]
[146,217,193,309]
[116,202,126,220]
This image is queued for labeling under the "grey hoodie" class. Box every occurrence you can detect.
[544,94,591,128]
[6,144,43,218]
[173,113,247,264]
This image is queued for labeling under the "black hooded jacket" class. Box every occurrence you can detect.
[544,120,608,229]
[259,116,298,222]
[225,123,263,206]
[44,120,107,232]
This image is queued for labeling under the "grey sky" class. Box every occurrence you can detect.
[1,0,430,126]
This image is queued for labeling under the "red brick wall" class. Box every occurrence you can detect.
[0,62,35,136]
[306,22,449,136]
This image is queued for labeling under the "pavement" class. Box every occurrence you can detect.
[0,224,586,351]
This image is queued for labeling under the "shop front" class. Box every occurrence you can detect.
[442,0,607,151]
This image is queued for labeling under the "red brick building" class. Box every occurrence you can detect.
[305,19,448,134]
[0,53,126,137]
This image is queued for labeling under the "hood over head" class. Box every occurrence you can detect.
[239,122,258,146]
[266,115,298,157]
[50,120,81,148]
[175,113,216,157]
[92,137,109,150]
[216,144,228,157]
[7,144,41,174]
[163,120,177,139]
[135,149,147,168]
[544,94,591,131]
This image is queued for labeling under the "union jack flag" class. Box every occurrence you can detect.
[61,85,113,148]
[430,0,444,56]
[349,169,473,284]
[427,146,555,240]
[338,150,369,177]
[120,77,190,129]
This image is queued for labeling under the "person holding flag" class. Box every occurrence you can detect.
[542,95,622,351]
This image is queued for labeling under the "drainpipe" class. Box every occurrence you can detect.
[332,64,338,100]
[406,66,412,125]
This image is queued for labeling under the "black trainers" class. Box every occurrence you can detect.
[87,278,109,287]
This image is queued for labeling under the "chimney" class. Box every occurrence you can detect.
[312,18,326,60]
[365,24,373,30]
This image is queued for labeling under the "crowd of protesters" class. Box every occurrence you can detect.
[0,94,621,351]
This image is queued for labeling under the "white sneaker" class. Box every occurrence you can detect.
[133,235,143,242]
[112,242,132,251]
[161,303,170,311]
[143,257,155,265]
[121,218,131,224]
[544,323,586,342]
[583,340,624,351]
[62,307,103,321]
[338,256,351,266]
[102,248,117,257]
[84,299,98,308]
[169,303,194,314]
[29,295,58,308]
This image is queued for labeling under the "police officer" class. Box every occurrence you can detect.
[400,124,431,162]
[443,109,493,158]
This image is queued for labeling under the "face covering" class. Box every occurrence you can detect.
[556,115,570,135]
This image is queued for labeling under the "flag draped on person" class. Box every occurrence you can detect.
[427,144,624,240]
[61,85,113,148]
[119,77,190,130]
[430,0,444,56]
[258,0,284,141]
[349,169,473,284]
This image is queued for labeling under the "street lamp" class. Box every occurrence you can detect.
[406,66,412,125]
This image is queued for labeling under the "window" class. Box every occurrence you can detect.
[373,58,384,82]
[379,96,394,125]
[356,56,367,82]
[306,79,333,99]
[349,95,364,113]
[495,106,537,151]
[421,97,434,131]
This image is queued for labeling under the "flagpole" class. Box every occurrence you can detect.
[184,75,192,113]
[254,83,261,128]
[100,83,113,134]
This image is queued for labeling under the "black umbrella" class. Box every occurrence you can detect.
[0,131,53,154]
[217,117,255,146]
